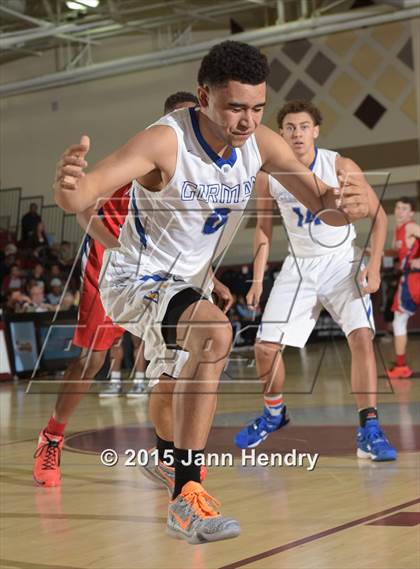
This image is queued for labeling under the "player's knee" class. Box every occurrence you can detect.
[255,341,281,362]
[152,375,175,395]
[393,311,409,336]
[348,328,373,353]
[150,390,171,412]
[190,317,232,360]
[80,352,107,378]
[206,320,233,359]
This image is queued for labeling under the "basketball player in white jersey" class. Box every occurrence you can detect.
[33,92,215,489]
[234,99,396,462]
[54,42,370,544]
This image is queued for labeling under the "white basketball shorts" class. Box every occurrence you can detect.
[99,264,212,386]
[257,245,375,348]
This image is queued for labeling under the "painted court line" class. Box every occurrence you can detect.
[219,497,420,569]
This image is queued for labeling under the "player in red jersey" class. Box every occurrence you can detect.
[387,197,420,379]
[33,92,201,487]
[76,183,147,399]
[76,182,145,398]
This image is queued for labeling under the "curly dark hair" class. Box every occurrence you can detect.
[164,91,198,114]
[397,196,416,211]
[277,100,323,129]
[198,41,269,87]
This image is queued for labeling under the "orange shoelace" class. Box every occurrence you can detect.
[182,484,221,519]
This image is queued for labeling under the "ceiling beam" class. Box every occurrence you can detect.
[1,4,418,98]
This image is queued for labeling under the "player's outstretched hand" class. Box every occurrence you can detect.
[54,135,90,193]
[336,170,369,221]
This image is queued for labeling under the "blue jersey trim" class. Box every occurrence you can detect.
[131,191,147,248]
[81,234,91,260]
[309,147,318,172]
[189,108,237,169]
[400,276,417,313]
[140,275,169,283]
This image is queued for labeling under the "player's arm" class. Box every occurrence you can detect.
[247,172,274,309]
[255,125,369,225]
[54,126,177,213]
[338,157,387,294]
[76,205,120,250]
[406,222,420,269]
[406,221,420,239]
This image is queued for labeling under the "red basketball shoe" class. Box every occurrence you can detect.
[387,365,413,379]
[33,430,64,487]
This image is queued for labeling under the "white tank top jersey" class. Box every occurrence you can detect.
[105,107,262,283]
[269,147,356,257]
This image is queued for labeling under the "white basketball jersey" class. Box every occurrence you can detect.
[269,148,356,257]
[105,108,262,282]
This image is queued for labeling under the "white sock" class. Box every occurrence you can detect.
[133,371,145,383]
[110,371,121,383]
[264,393,284,417]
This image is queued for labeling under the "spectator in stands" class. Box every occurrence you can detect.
[59,290,76,311]
[47,278,63,306]
[21,203,41,242]
[46,263,66,291]
[1,264,24,296]
[27,221,51,264]
[1,250,24,301]
[22,284,55,313]
[58,241,74,270]
[49,263,63,280]
[5,290,31,313]
[3,243,18,268]
[234,294,262,346]
[29,220,49,248]
[29,263,47,290]
[26,279,45,296]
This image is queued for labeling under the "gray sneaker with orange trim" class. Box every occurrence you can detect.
[167,481,240,544]
[139,448,207,496]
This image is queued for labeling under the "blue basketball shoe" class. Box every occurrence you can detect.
[356,420,397,462]
[234,406,290,449]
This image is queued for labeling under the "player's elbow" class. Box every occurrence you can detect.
[257,218,273,238]
[256,227,272,248]
[54,190,84,214]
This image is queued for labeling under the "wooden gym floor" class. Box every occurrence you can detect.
[1,336,419,569]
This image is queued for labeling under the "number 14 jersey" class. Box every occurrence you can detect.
[269,147,356,257]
